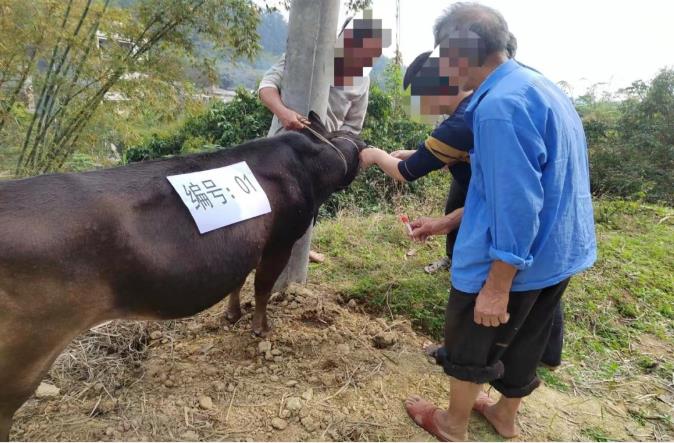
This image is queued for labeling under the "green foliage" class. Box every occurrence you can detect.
[124,88,272,162]
[580,69,674,205]
[0,0,262,176]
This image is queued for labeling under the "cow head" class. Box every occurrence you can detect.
[303,111,367,153]
[301,111,367,190]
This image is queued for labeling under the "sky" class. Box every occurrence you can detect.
[272,0,674,96]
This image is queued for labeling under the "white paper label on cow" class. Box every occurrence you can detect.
[167,161,271,234]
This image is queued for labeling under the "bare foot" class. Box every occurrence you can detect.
[309,250,325,263]
[404,395,467,441]
[473,392,519,438]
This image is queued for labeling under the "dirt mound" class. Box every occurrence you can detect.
[12,282,668,441]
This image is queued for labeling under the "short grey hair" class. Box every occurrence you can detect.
[434,2,511,62]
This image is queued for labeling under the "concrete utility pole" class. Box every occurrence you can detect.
[272,0,340,291]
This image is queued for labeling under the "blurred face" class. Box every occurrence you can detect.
[334,15,391,88]
[417,91,472,116]
[438,33,486,91]
[405,52,473,117]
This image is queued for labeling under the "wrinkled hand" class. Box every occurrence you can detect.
[359,147,381,169]
[409,217,445,242]
[390,149,415,160]
[474,285,510,327]
[279,108,310,130]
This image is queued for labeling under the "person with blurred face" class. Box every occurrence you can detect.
[359,33,516,274]
[259,12,389,263]
[258,13,390,135]
[360,26,565,379]
[389,3,596,440]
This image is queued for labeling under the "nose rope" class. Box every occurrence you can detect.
[332,136,359,152]
[303,125,349,176]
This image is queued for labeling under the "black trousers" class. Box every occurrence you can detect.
[435,279,570,398]
[443,177,565,368]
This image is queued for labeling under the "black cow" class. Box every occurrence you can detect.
[0,112,365,440]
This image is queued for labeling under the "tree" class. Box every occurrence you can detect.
[0,0,261,176]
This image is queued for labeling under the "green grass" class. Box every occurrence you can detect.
[581,426,615,442]
[312,199,674,393]
[312,212,452,338]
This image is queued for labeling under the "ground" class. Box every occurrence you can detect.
[11,200,674,441]
[12,283,673,441]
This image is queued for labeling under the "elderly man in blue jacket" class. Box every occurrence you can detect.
[399,3,597,441]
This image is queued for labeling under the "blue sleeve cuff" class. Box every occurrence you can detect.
[488,247,533,270]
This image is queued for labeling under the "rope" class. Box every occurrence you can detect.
[303,125,349,176]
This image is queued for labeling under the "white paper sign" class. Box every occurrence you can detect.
[167,161,271,234]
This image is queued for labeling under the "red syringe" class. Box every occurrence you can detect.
[399,214,413,236]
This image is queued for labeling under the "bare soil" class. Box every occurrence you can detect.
[12,282,672,441]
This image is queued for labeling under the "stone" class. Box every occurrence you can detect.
[347,299,358,308]
[198,395,214,410]
[227,383,235,392]
[301,388,313,401]
[285,380,298,387]
[265,351,274,361]
[301,417,317,432]
[271,418,288,430]
[373,332,398,349]
[181,430,199,441]
[270,375,280,382]
[336,343,350,355]
[279,409,291,419]
[149,330,163,340]
[285,397,302,411]
[271,349,282,356]
[319,373,336,386]
[35,382,60,398]
[105,426,115,436]
[258,341,272,354]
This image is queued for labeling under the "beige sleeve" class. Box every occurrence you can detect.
[340,77,370,134]
[257,54,286,92]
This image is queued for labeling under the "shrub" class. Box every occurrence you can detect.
[124,88,272,162]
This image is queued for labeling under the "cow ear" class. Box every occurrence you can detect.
[307,110,329,135]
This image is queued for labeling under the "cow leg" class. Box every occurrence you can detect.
[251,248,292,337]
[224,281,245,323]
[0,317,99,441]
[0,282,115,441]
[0,412,10,441]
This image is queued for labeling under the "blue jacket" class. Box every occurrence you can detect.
[451,60,597,292]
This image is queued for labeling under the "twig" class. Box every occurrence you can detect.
[225,384,238,423]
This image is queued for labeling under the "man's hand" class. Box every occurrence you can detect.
[474,286,510,327]
[278,108,310,130]
[390,149,415,160]
[409,217,448,242]
[474,261,517,327]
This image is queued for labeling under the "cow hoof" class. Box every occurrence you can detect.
[225,309,242,324]
[252,326,272,338]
